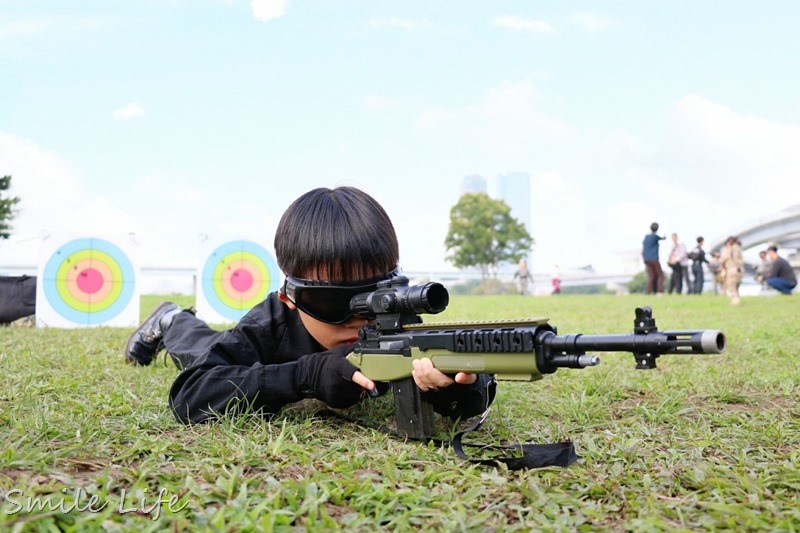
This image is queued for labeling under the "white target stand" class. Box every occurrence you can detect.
[36,232,140,328]
[195,238,282,325]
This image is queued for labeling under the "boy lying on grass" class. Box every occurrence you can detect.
[125,186,495,425]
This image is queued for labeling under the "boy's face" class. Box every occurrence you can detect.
[279,266,395,350]
[290,310,367,350]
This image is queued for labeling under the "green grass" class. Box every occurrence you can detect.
[1,293,798,531]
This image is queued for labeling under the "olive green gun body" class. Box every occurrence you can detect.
[347,318,593,383]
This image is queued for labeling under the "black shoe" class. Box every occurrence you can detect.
[124,302,181,366]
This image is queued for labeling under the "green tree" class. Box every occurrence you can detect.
[444,192,534,279]
[0,175,20,239]
[627,271,647,293]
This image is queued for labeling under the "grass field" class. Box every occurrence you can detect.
[1,292,798,531]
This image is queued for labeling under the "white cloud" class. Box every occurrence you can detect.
[0,15,115,41]
[415,80,571,160]
[112,102,145,120]
[530,171,587,235]
[0,132,82,219]
[575,94,800,255]
[251,0,287,22]
[0,132,214,267]
[0,132,137,264]
[571,11,614,32]
[531,169,561,193]
[493,16,556,35]
[363,93,397,111]
[0,18,57,40]
[368,18,431,31]
[602,200,664,247]
[659,95,800,211]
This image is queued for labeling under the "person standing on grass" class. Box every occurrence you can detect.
[551,264,561,295]
[720,236,745,305]
[681,241,692,293]
[708,251,723,295]
[124,186,496,424]
[513,258,531,295]
[642,222,666,295]
[689,236,709,294]
[758,245,797,295]
[667,233,688,295]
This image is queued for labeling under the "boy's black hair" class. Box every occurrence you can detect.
[274,186,400,281]
[650,222,659,232]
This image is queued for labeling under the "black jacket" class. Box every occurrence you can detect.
[169,292,495,424]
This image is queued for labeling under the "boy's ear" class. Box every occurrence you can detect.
[278,290,297,310]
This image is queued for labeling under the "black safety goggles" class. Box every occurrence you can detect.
[283,267,402,324]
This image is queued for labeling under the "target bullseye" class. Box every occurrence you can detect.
[199,240,280,322]
[40,236,137,326]
[229,268,252,293]
[61,254,117,308]
[76,268,103,294]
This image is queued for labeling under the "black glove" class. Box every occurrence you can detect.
[295,345,363,408]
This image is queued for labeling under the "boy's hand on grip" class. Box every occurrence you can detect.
[296,345,370,408]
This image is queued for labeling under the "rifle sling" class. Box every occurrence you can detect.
[318,407,579,471]
[449,408,579,470]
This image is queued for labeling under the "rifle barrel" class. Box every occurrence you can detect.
[543,329,726,355]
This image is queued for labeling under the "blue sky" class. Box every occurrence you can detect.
[2,0,799,280]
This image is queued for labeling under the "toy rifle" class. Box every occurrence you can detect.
[346,275,726,441]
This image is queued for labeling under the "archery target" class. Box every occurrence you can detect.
[36,234,140,327]
[197,239,281,323]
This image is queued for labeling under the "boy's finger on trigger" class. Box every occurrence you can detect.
[351,370,375,391]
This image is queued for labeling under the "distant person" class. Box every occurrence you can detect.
[754,250,773,289]
[708,251,723,295]
[667,233,688,295]
[551,264,561,295]
[681,241,692,293]
[758,245,797,295]
[688,236,709,294]
[720,236,745,305]
[513,258,531,295]
[642,222,666,295]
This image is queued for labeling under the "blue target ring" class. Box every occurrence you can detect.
[42,237,136,325]
[201,240,281,322]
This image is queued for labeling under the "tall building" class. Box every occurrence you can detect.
[460,174,487,195]
[497,171,533,269]
[497,172,531,231]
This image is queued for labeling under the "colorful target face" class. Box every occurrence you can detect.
[198,240,281,323]
[37,236,139,327]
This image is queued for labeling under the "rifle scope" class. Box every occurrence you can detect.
[350,275,449,318]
